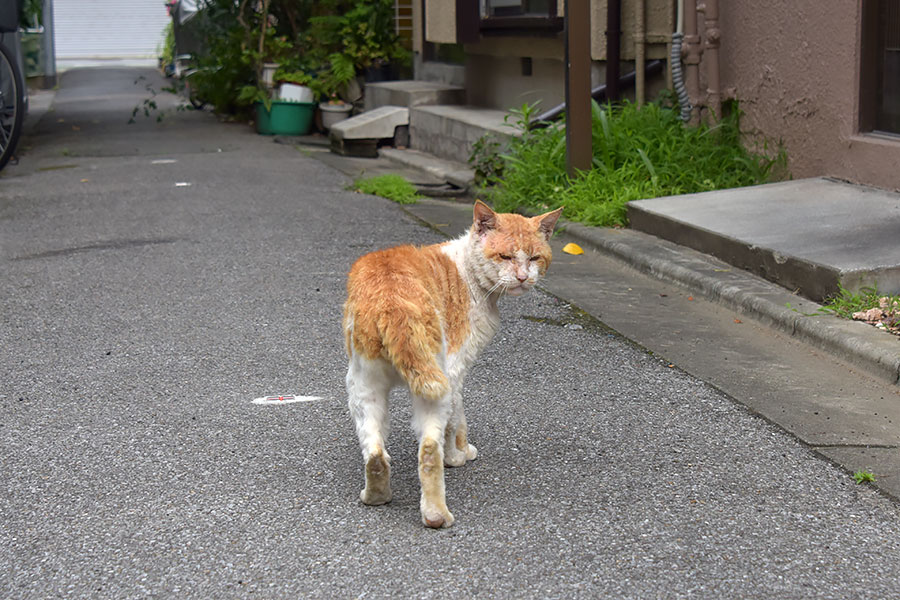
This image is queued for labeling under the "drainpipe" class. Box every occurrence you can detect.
[682,0,702,123]
[698,0,722,120]
[605,0,621,102]
[671,0,692,121]
[634,0,646,106]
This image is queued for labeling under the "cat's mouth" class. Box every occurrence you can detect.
[505,282,531,296]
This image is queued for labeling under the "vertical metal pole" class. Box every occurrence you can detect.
[565,0,591,178]
[41,0,56,88]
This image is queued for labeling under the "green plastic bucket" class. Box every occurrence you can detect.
[255,101,315,136]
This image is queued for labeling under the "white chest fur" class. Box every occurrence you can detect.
[440,236,501,380]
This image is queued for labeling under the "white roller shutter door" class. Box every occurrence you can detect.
[54,0,170,59]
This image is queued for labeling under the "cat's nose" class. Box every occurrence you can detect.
[516,272,529,282]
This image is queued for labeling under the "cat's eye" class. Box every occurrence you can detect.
[499,254,512,260]
[529,256,541,262]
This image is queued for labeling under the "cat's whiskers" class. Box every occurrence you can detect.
[475,280,505,306]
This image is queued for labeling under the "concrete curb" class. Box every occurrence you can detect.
[560,221,900,386]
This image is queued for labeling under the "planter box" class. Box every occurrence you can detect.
[255,101,315,136]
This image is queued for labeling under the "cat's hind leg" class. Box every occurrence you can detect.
[347,355,394,506]
[413,393,455,528]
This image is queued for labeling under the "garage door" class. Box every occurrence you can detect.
[54,0,170,59]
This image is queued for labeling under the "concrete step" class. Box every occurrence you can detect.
[409,105,516,165]
[364,80,466,111]
[627,177,900,302]
[379,147,474,191]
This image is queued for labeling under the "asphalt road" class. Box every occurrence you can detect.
[3,67,900,599]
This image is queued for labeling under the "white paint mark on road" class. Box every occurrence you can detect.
[174,182,192,187]
[152,159,177,164]
[252,394,324,405]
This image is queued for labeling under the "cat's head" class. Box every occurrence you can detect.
[469,200,563,297]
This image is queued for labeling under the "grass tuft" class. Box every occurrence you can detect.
[818,284,899,319]
[853,469,876,484]
[352,174,422,205]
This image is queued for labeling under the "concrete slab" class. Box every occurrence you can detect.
[329,106,408,141]
[364,80,465,111]
[627,178,900,301]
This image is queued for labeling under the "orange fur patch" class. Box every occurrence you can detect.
[344,243,470,399]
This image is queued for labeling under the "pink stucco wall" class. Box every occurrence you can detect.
[719,1,900,191]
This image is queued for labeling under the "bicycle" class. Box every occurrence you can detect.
[0,0,24,172]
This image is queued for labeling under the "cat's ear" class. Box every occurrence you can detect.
[472,200,498,235]
[535,206,563,241]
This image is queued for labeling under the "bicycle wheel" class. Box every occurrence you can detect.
[0,41,24,172]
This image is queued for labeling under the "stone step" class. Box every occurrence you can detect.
[364,80,466,111]
[627,177,900,302]
[409,105,516,165]
[329,106,409,157]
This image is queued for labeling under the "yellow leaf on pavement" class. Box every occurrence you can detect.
[562,242,584,255]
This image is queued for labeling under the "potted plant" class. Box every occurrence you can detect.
[273,67,315,103]
[319,93,353,130]
[240,84,315,136]
[310,53,357,130]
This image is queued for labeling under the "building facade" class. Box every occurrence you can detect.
[410,0,900,191]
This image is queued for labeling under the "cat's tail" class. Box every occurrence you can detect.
[377,307,450,402]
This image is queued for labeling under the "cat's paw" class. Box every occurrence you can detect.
[360,450,392,505]
[465,443,478,461]
[443,447,467,467]
[421,504,455,529]
[360,487,392,505]
[444,442,478,467]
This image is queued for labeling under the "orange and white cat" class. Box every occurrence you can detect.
[343,200,562,528]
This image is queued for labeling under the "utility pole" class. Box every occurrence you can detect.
[565,0,592,178]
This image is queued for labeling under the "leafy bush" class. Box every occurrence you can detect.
[482,99,787,227]
[183,0,410,117]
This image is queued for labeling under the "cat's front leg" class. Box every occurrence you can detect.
[443,388,478,467]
